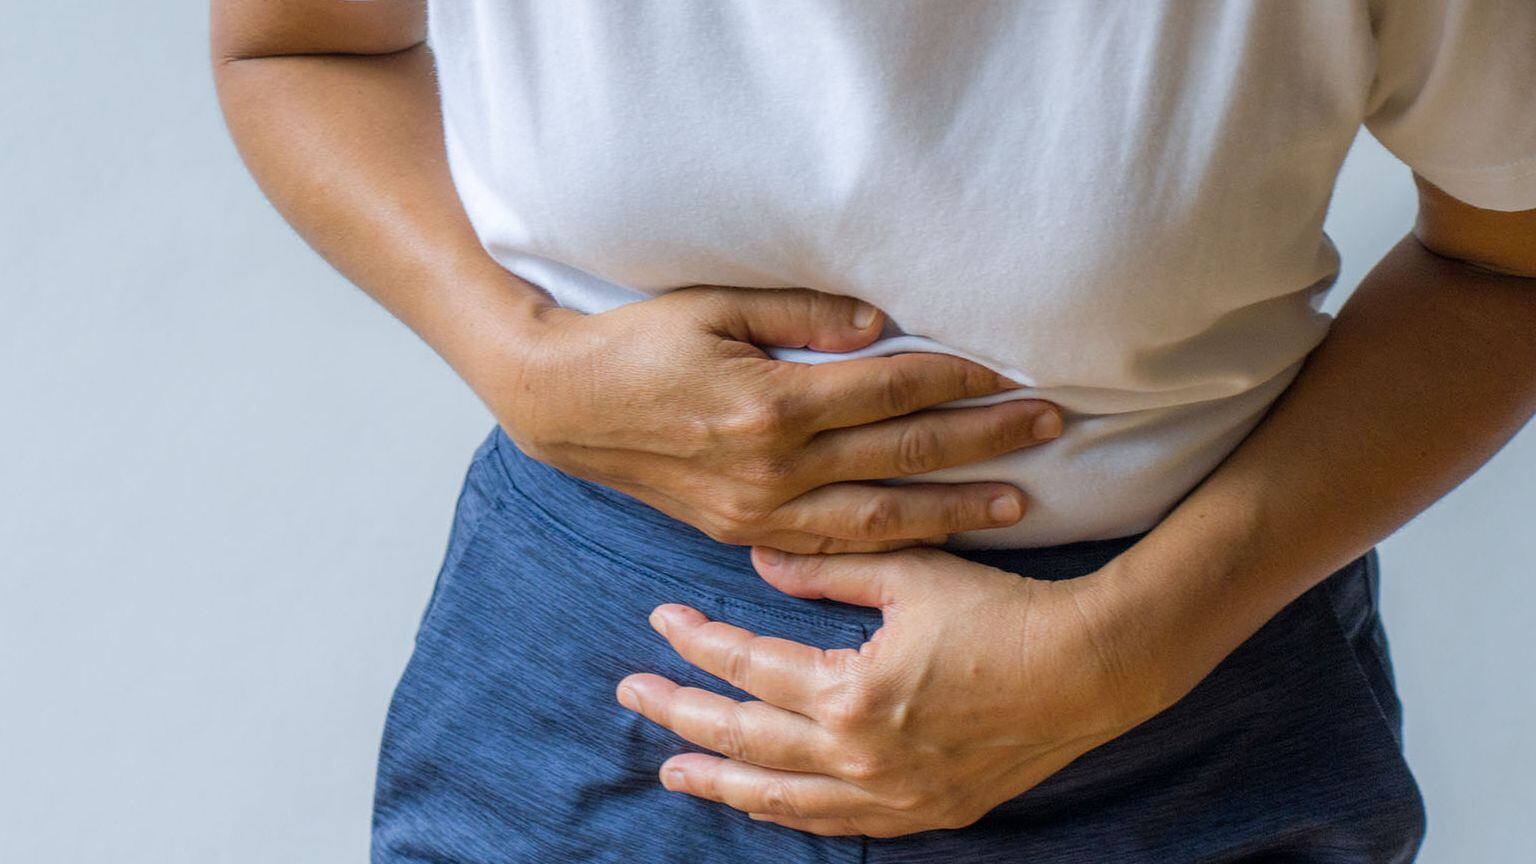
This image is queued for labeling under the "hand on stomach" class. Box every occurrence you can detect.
[493,285,1065,553]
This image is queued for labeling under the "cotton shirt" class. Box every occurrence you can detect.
[426,0,1536,549]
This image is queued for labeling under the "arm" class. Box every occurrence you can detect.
[609,175,1536,837]
[209,0,556,402]
[1108,177,1536,711]
[210,0,1066,554]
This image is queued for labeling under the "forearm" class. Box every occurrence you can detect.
[1110,234,1536,709]
[211,37,553,402]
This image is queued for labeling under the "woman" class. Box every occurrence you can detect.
[211,1,1536,861]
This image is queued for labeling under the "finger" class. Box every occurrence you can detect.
[681,286,885,353]
[749,811,915,838]
[750,547,909,609]
[777,481,1027,541]
[747,812,866,837]
[751,530,953,554]
[801,398,1062,483]
[647,604,834,715]
[615,673,835,773]
[659,752,876,819]
[783,351,1025,430]
[596,478,951,553]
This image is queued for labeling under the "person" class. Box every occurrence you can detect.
[210,1,1536,861]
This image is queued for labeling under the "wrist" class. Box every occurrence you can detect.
[1090,506,1276,719]
[428,266,579,426]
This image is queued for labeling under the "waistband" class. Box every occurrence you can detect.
[484,425,1152,583]
[475,424,1383,697]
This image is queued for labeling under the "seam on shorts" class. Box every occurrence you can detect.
[1316,559,1398,737]
[416,448,503,633]
[1311,562,1424,828]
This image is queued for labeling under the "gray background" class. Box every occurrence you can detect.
[2,4,1531,862]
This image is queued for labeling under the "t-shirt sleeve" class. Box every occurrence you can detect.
[1362,0,1536,212]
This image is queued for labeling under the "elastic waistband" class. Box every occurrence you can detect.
[484,426,1151,581]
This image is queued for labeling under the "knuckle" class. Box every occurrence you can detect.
[677,287,734,330]
[884,789,928,814]
[876,366,923,417]
[985,411,1027,453]
[838,750,887,783]
[721,642,754,690]
[778,531,840,555]
[851,494,902,538]
[761,779,798,817]
[960,359,1002,397]
[939,498,981,533]
[723,394,795,439]
[700,513,754,546]
[719,492,768,524]
[783,286,821,309]
[707,495,772,542]
[801,533,841,554]
[820,686,874,732]
[893,423,943,475]
[805,289,842,320]
[709,711,749,761]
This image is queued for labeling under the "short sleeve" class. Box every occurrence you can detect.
[1363,0,1536,211]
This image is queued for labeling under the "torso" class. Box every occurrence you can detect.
[427,0,1378,547]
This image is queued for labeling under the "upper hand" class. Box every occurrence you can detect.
[493,286,1065,554]
[614,545,1173,837]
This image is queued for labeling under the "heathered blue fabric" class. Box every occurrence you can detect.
[371,427,1426,862]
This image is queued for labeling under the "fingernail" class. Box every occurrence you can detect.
[852,301,878,329]
[617,686,639,711]
[1031,410,1063,440]
[988,494,1022,523]
[757,547,784,567]
[662,767,687,791]
[649,607,670,635]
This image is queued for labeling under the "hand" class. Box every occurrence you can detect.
[613,545,1176,837]
[492,286,1065,553]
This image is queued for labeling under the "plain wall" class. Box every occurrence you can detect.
[2,4,1531,861]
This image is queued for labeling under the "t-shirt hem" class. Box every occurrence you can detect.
[1411,152,1536,212]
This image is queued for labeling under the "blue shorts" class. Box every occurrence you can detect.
[371,427,1426,862]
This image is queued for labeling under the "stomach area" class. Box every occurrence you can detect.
[501,250,1309,549]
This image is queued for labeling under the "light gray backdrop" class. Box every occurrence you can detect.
[2,4,1531,862]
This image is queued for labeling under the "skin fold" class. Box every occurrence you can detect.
[211,0,1536,839]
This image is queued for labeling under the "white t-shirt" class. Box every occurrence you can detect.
[426,0,1536,549]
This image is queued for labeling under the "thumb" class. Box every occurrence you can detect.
[689,286,884,352]
[749,546,900,609]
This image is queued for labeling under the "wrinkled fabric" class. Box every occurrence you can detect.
[424,0,1536,548]
[371,427,1426,862]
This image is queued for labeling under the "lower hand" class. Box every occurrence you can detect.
[614,545,1177,837]
[489,286,1065,553]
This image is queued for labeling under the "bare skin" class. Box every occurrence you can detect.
[615,190,1536,835]
[209,0,1064,555]
[211,0,1536,841]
